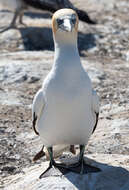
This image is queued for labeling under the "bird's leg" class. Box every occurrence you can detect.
[39,147,54,178]
[39,147,70,178]
[19,11,26,26]
[10,10,19,27]
[79,145,88,174]
[68,145,101,174]
[79,145,101,174]
[0,9,19,33]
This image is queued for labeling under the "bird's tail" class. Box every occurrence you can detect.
[0,0,19,11]
[76,9,96,24]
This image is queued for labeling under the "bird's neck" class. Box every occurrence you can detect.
[53,34,80,67]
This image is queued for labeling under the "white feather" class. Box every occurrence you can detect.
[91,89,99,126]
[32,88,45,122]
[92,90,99,114]
[38,44,95,147]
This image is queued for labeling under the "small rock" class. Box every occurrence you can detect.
[14,74,28,83]
[28,76,40,83]
[2,166,16,173]
[122,51,129,61]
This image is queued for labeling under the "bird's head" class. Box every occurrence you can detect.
[52,9,79,45]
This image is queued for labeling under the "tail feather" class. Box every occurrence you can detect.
[76,9,96,24]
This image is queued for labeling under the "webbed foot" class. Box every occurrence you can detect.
[68,159,101,174]
[39,162,70,178]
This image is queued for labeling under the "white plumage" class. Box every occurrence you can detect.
[91,90,99,124]
[32,89,45,123]
[32,8,99,149]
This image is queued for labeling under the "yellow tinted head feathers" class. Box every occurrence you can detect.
[52,9,79,34]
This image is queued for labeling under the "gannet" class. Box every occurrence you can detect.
[32,8,100,178]
[0,0,96,33]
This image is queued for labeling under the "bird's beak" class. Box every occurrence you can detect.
[60,18,74,32]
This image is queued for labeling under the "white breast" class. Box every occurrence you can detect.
[38,63,94,147]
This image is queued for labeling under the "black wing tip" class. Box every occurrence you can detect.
[77,9,97,24]
[33,112,39,135]
[92,112,99,134]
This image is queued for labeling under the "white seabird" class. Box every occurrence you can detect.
[32,8,100,178]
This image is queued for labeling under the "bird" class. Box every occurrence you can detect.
[32,8,100,178]
[0,0,96,33]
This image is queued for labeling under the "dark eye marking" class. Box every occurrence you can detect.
[57,19,64,25]
[71,18,76,24]
[71,14,76,24]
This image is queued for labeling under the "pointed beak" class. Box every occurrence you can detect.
[63,18,73,32]
[58,18,74,32]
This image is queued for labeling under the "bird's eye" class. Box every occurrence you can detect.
[57,19,63,25]
[72,18,76,24]
[71,14,76,24]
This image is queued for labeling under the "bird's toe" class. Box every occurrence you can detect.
[66,160,101,174]
[39,162,70,178]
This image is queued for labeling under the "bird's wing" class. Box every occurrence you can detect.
[23,0,56,12]
[91,90,99,134]
[22,0,96,24]
[32,88,45,135]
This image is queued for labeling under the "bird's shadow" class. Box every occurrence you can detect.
[41,156,129,190]
[19,27,54,51]
[0,10,96,54]
[19,26,96,56]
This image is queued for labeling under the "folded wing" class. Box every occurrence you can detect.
[32,89,45,135]
[91,90,99,134]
